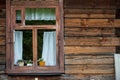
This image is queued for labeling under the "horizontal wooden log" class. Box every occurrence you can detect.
[65,28,115,37]
[65,19,120,27]
[11,1,58,6]
[65,64,114,71]
[65,69,114,74]
[64,9,115,14]
[0,27,5,36]
[64,9,115,18]
[0,18,5,26]
[69,74,114,80]
[0,46,5,55]
[0,9,6,18]
[65,46,115,54]
[65,14,115,19]
[0,37,5,45]
[0,55,5,63]
[64,0,116,9]
[65,55,114,59]
[65,55,114,65]
[65,37,120,46]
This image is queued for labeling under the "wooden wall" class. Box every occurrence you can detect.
[64,0,120,80]
[1,0,120,80]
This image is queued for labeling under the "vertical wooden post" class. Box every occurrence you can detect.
[59,0,64,72]
[33,28,37,67]
[6,0,11,72]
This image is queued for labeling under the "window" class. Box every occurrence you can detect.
[6,0,64,75]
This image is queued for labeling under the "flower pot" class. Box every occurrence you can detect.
[27,63,33,66]
[18,62,24,66]
[39,61,45,67]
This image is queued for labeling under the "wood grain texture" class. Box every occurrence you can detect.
[0,46,5,55]
[64,9,115,14]
[65,64,114,71]
[68,74,114,80]
[65,37,120,46]
[65,46,115,54]
[65,55,114,65]
[65,9,115,19]
[0,37,5,45]
[0,18,5,26]
[64,0,116,9]
[0,9,6,18]
[65,19,120,27]
[11,0,58,6]
[65,14,115,19]
[0,27,5,36]
[65,28,115,37]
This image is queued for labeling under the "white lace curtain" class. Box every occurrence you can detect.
[42,31,56,66]
[14,31,23,64]
[25,8,56,20]
[16,8,56,20]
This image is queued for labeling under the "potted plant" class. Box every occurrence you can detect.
[38,58,45,67]
[26,60,33,66]
[17,59,24,66]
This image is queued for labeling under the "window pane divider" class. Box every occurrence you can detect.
[33,28,37,68]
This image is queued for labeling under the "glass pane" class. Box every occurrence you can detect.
[14,30,33,66]
[25,8,56,25]
[37,30,56,67]
[16,10,22,23]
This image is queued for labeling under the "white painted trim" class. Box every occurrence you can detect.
[114,54,120,80]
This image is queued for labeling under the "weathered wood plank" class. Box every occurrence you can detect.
[0,55,5,63]
[65,9,115,18]
[65,55,114,59]
[0,27,5,36]
[65,55,114,65]
[64,0,116,9]
[0,37,5,45]
[11,1,58,6]
[65,14,115,19]
[0,46,5,55]
[65,64,114,71]
[0,9,6,18]
[64,9,115,14]
[65,46,115,54]
[69,74,114,80]
[65,28,115,37]
[0,18,5,26]
[65,37,120,46]
[66,69,114,74]
[65,19,120,27]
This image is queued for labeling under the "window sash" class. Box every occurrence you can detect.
[6,0,64,74]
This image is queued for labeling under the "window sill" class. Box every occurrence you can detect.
[6,66,64,75]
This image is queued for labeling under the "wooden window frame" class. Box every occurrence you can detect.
[6,0,64,75]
